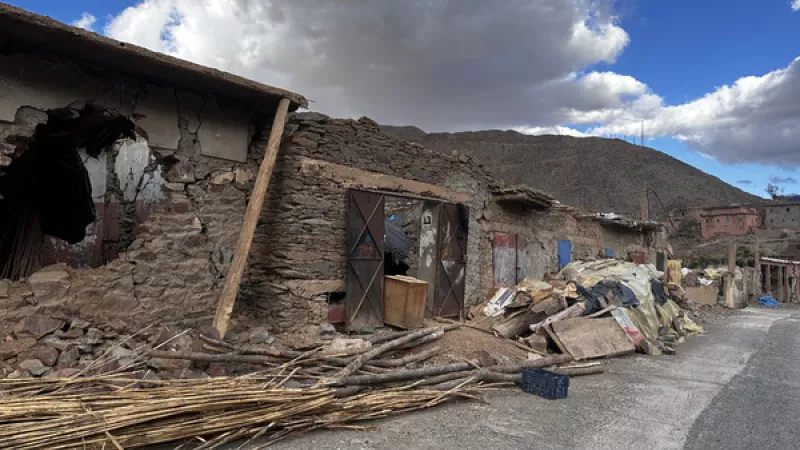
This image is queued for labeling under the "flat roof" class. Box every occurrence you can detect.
[0,3,307,112]
[764,202,800,208]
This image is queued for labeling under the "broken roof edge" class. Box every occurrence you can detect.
[0,3,307,111]
[578,213,664,232]
[490,184,557,209]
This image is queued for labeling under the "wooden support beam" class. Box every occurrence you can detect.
[724,241,737,308]
[795,264,800,299]
[784,266,790,303]
[766,264,772,297]
[212,97,291,338]
[754,236,761,296]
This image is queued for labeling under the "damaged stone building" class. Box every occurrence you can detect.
[0,4,669,339]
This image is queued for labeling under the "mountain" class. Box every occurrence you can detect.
[380,127,763,218]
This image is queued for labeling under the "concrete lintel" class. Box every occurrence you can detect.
[299,158,469,203]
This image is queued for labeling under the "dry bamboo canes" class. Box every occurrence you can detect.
[332,362,477,387]
[147,351,280,366]
[0,374,489,449]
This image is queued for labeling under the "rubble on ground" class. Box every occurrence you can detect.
[0,259,719,448]
[469,259,703,358]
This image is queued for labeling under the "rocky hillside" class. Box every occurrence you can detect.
[381,126,762,217]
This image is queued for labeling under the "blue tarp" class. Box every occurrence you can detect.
[385,216,413,258]
[759,295,780,307]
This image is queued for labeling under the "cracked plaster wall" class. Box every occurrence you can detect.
[0,51,263,332]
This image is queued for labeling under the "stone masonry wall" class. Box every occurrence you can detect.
[485,201,663,284]
[242,113,494,332]
[0,53,671,338]
[0,51,269,333]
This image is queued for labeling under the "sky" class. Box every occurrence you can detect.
[9,0,800,198]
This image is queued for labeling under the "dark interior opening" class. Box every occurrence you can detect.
[325,291,347,304]
[383,197,423,278]
[0,105,135,280]
[384,251,410,276]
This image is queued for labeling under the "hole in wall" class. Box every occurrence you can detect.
[0,104,138,280]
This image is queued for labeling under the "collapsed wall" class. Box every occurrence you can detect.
[0,51,670,341]
[0,51,270,332]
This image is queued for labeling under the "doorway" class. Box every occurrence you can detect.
[344,189,468,332]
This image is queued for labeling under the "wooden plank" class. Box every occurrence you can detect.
[212,97,290,338]
[550,317,636,361]
[543,324,568,355]
[491,310,546,338]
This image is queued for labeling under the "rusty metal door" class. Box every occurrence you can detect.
[434,203,468,318]
[345,190,385,332]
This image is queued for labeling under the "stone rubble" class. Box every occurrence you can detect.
[0,314,347,380]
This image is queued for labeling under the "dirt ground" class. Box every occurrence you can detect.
[415,327,529,366]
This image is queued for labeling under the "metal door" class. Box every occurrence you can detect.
[493,233,533,286]
[345,190,385,332]
[493,233,517,287]
[558,240,571,270]
[435,203,468,318]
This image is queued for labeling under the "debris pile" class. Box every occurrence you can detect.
[0,324,592,448]
[472,259,703,358]
[0,259,709,448]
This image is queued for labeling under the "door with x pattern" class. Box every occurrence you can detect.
[434,203,468,319]
[345,190,385,332]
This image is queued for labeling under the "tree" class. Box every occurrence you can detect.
[766,183,784,200]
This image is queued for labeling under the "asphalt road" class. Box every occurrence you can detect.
[246,307,798,449]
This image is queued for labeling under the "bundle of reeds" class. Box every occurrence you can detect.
[0,373,484,449]
[0,325,599,449]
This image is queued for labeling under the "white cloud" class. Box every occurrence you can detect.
[515,126,593,138]
[105,0,630,129]
[589,57,800,166]
[792,0,800,12]
[72,13,96,31]
[102,0,800,168]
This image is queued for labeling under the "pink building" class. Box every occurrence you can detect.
[700,206,763,240]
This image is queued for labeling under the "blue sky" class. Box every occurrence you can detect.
[8,0,800,199]
[595,0,800,198]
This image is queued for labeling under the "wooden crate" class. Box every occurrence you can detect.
[384,275,428,329]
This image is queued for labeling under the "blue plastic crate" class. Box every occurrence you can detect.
[521,368,569,400]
